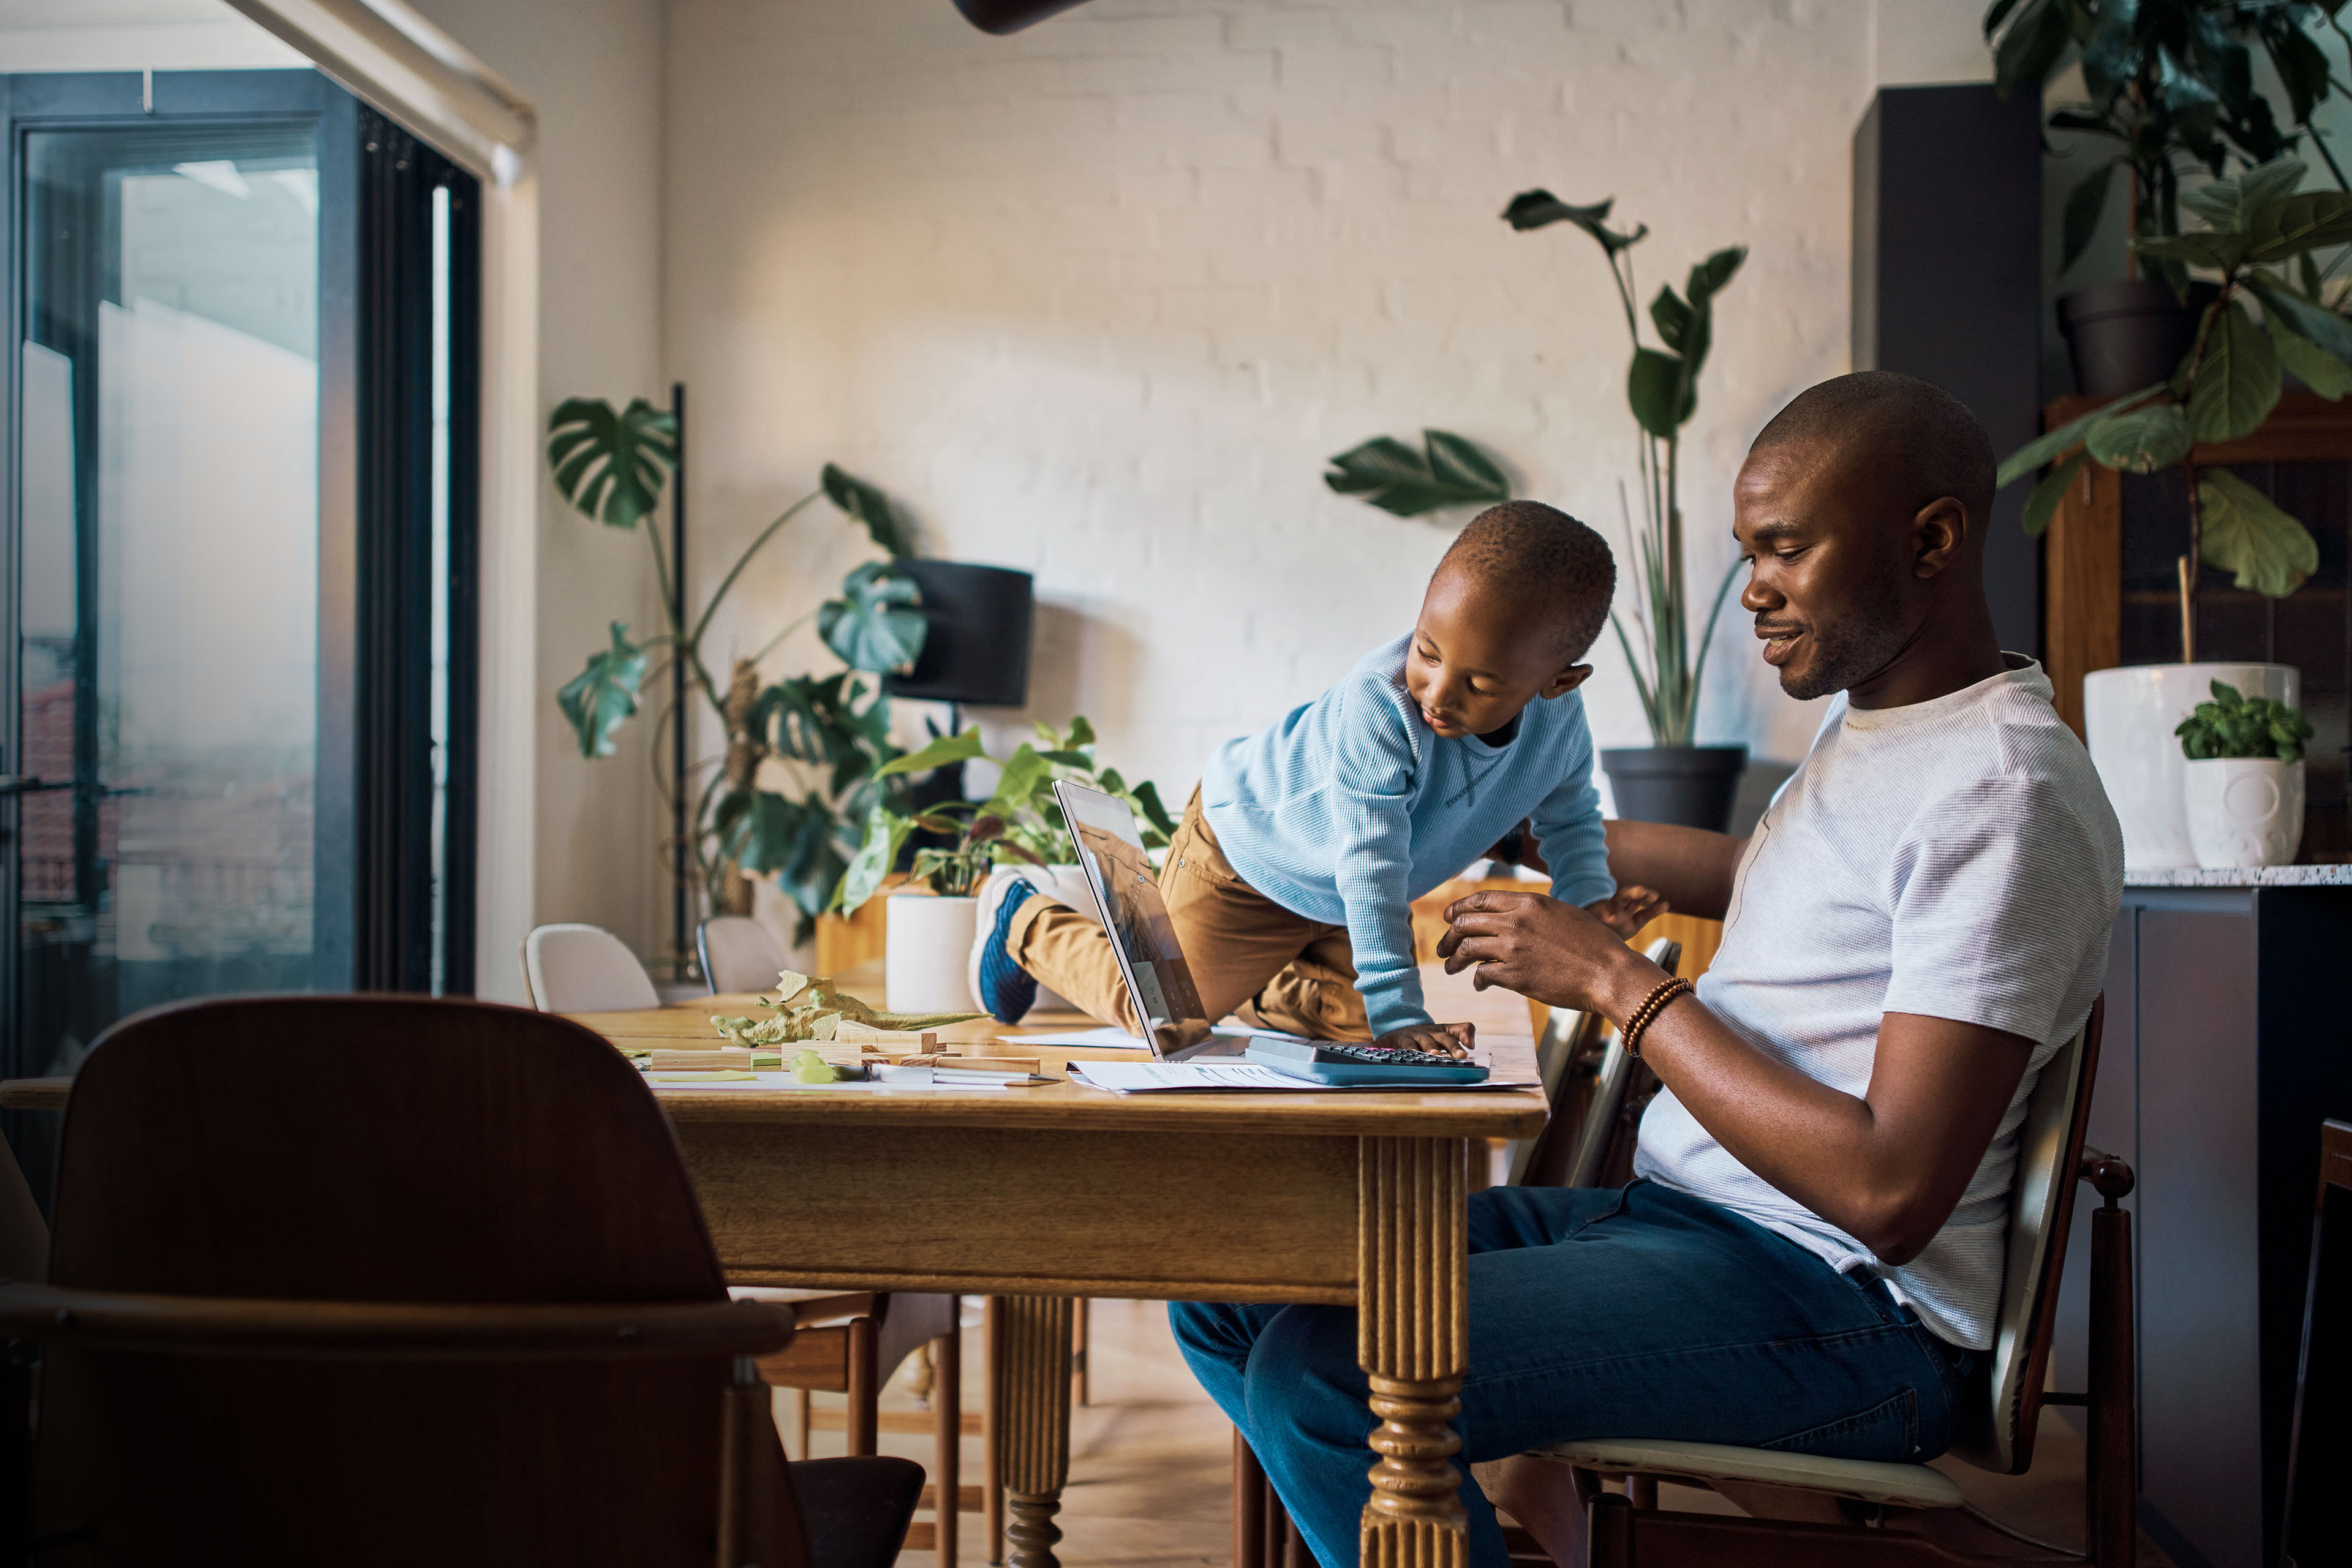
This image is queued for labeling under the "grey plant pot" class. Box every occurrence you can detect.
[1600,746,1749,833]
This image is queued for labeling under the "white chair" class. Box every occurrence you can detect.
[698,915,788,995]
[1526,1000,2137,1568]
[518,924,659,1013]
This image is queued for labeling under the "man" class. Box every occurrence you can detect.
[1169,372,2124,1568]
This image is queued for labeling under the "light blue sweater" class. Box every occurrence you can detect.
[1200,635,1616,1038]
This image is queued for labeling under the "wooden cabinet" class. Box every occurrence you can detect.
[2041,393,2352,860]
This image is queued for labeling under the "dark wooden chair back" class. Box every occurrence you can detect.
[1517,937,1681,1190]
[28,993,800,1565]
[1947,995,2105,1476]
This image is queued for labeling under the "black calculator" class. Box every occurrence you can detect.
[1243,1036,1491,1087]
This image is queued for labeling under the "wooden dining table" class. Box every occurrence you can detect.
[1,962,1547,1568]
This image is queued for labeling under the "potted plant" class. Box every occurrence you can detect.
[835,719,1176,1012]
[1503,190,1749,830]
[2176,680,2314,867]
[1992,156,2346,866]
[1985,0,2348,394]
[543,396,924,959]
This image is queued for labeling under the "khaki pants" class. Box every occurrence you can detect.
[1006,790,1375,1041]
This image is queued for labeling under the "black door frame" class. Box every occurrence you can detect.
[0,68,479,1088]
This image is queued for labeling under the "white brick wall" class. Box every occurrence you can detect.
[662,0,1978,911]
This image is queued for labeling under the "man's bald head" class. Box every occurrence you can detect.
[1749,371,1995,537]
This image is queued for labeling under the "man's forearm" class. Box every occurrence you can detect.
[1602,821,1744,921]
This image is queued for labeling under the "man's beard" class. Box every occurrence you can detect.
[1776,576,1913,701]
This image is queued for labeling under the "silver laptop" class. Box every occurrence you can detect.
[1052,780,1245,1062]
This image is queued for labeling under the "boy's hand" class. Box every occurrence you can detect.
[1374,1021,1476,1059]
[1584,885,1668,938]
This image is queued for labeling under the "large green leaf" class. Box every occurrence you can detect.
[2244,190,2352,263]
[1500,189,1646,252]
[2021,451,2089,538]
[2130,230,2250,271]
[1996,384,2166,489]
[1324,431,1512,516]
[2179,157,2306,233]
[875,726,990,780]
[546,398,676,530]
[1627,347,1695,439]
[2198,467,2320,596]
[2246,274,2352,363]
[2263,310,2352,399]
[819,561,927,673]
[759,673,894,796]
[2086,402,2193,472]
[981,742,1057,821]
[2187,300,2281,442]
[835,802,916,914]
[555,621,647,758]
[821,463,914,559]
[1990,0,2074,94]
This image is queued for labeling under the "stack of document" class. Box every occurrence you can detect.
[1068,1061,1539,1094]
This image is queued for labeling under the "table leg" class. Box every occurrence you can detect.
[1357,1136,1469,1568]
[992,1294,1075,1568]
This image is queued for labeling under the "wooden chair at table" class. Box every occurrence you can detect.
[1229,939,1684,1568]
[531,920,995,1567]
[700,913,788,994]
[0,993,925,1567]
[1519,998,2136,1568]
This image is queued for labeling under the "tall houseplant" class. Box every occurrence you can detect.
[1987,0,2351,390]
[545,396,925,947]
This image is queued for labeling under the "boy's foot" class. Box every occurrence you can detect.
[969,867,1058,1025]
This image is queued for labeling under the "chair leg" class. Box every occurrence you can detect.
[1281,1513,1313,1568]
[1074,1297,1091,1406]
[986,1296,1006,1566]
[1588,1492,1634,1568]
[846,1314,880,1457]
[1263,1477,1290,1568]
[935,1329,960,1568]
[1623,1474,1657,1510]
[2089,1192,2138,1568]
[1234,1428,1267,1568]
[793,1386,811,1461]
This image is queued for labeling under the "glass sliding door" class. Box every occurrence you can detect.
[2,72,478,1130]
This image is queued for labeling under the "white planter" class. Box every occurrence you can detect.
[884,893,980,1015]
[2082,663,2297,873]
[2184,758,2305,868]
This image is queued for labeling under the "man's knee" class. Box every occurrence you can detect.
[1248,1305,1370,1433]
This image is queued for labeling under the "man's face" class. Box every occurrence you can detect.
[1404,565,1589,739]
[1732,441,1917,703]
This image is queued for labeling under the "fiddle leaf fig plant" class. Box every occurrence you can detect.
[1994,158,2342,654]
[546,394,928,941]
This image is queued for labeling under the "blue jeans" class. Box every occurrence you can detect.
[1171,1180,1972,1568]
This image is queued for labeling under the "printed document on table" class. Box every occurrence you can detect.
[1067,1062,1539,1095]
[1003,1023,1254,1049]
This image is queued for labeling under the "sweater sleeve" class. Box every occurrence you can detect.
[1327,674,1429,1038]
[1529,697,1616,908]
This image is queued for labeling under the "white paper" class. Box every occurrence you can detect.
[1003,1022,1255,1049]
[1066,1062,1539,1095]
[646,1071,1008,1093]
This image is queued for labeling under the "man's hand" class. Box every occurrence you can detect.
[1438,891,1657,1016]
[1584,885,1668,938]
[1373,1020,1477,1058]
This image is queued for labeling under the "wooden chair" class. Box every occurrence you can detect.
[1231,938,1683,1568]
[1526,998,2137,1568]
[0,993,923,1566]
[519,921,662,1012]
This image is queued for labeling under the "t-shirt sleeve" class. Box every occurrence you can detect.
[1528,697,1615,908]
[1880,770,2117,1045]
[1328,674,1428,1038]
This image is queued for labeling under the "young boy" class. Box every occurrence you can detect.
[966,500,1662,1052]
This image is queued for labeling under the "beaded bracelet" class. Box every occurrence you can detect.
[1619,976,1693,1060]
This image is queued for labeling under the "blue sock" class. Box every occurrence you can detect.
[975,881,1040,1025]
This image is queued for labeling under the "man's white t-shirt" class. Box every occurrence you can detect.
[1632,657,2124,1349]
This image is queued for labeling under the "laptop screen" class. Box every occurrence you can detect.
[1053,781,1213,1057]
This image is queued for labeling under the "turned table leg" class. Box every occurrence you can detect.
[1358,1136,1470,1568]
[992,1294,1076,1568]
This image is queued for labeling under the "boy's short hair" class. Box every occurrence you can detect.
[1438,501,1616,662]
[1749,371,1996,526]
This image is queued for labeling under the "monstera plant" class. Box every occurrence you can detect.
[1996,157,2350,657]
[546,396,926,942]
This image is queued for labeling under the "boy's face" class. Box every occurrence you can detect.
[1405,565,1592,740]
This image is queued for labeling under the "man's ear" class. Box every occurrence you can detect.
[1541,664,1594,699]
[1913,496,1969,578]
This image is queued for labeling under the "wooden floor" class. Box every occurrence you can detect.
[787,1297,2177,1568]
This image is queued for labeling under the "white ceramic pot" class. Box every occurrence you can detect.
[2082,663,2297,873]
[884,893,980,1015]
[2184,758,2305,868]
